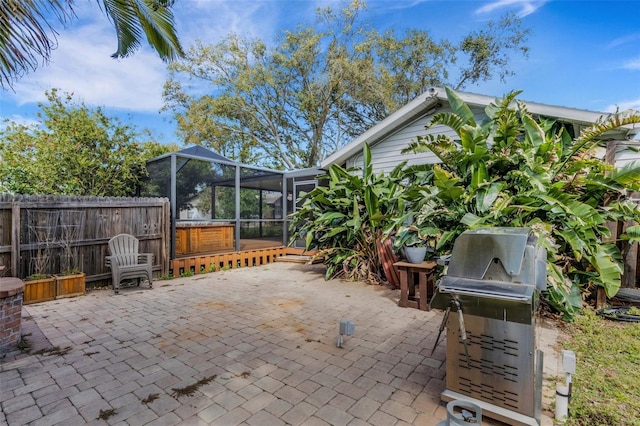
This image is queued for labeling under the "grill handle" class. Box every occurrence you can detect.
[438,286,531,303]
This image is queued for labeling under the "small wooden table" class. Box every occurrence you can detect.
[394,260,437,311]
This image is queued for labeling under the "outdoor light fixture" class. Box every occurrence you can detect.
[337,320,354,348]
[556,349,576,421]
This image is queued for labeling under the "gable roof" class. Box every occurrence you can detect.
[320,87,640,169]
[177,145,234,163]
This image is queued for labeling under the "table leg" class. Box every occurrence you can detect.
[418,271,428,311]
[398,269,408,307]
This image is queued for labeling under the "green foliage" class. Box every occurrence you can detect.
[99,0,183,61]
[1,0,182,89]
[0,89,176,196]
[403,87,640,319]
[163,0,529,169]
[563,309,640,425]
[289,144,407,282]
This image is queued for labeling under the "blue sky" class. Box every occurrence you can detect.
[1,0,639,145]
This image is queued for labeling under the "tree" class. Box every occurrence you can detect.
[0,0,183,90]
[401,87,640,320]
[0,89,175,196]
[163,0,529,170]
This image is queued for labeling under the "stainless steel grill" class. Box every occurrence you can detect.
[430,227,546,426]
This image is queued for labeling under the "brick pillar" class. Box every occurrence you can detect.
[0,278,26,354]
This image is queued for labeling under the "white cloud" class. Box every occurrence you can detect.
[623,57,640,70]
[0,114,41,129]
[476,0,548,17]
[608,32,640,49]
[373,0,431,12]
[176,1,288,46]
[6,4,167,112]
[605,99,640,113]
[4,1,292,113]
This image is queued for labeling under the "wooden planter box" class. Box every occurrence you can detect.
[23,276,56,304]
[176,224,235,255]
[55,272,86,299]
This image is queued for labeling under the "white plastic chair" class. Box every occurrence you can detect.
[105,234,153,294]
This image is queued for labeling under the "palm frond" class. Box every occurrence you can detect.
[445,86,476,126]
[0,0,74,89]
[100,0,183,61]
[554,111,640,176]
[608,161,640,187]
[428,111,466,134]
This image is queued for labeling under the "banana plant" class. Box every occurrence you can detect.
[289,143,411,282]
[403,87,640,320]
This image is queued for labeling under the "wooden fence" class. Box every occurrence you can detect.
[0,194,170,287]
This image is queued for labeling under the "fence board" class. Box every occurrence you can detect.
[0,194,169,287]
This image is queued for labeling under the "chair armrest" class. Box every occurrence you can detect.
[138,253,153,264]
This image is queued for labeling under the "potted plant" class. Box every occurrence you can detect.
[24,258,56,304]
[392,225,427,263]
[388,213,438,264]
[24,212,57,304]
[54,216,85,299]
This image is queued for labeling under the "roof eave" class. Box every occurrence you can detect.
[321,87,639,168]
[320,91,440,168]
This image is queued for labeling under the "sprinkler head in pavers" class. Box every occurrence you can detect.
[337,320,354,348]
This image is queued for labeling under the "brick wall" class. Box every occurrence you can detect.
[0,279,25,353]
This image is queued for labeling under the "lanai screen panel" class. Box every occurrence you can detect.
[140,157,171,199]
[175,159,236,220]
[238,166,284,241]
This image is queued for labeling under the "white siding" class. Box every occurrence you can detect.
[343,104,639,174]
[347,105,486,174]
[615,142,640,167]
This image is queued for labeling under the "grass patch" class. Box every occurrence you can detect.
[563,309,640,425]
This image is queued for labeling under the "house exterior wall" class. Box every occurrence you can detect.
[343,106,639,173]
[613,143,640,167]
[346,105,486,174]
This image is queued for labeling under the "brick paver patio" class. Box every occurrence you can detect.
[1,263,558,425]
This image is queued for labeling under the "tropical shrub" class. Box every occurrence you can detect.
[403,87,640,319]
[289,144,409,282]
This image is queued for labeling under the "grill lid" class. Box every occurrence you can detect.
[446,227,531,280]
[438,276,534,302]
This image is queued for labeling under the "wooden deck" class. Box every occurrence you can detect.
[170,245,314,275]
[239,238,284,251]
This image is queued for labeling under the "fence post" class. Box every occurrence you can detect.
[11,201,20,277]
[162,199,170,276]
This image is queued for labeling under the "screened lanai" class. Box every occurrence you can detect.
[140,146,320,259]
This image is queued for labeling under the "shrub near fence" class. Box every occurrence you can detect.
[0,194,170,288]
